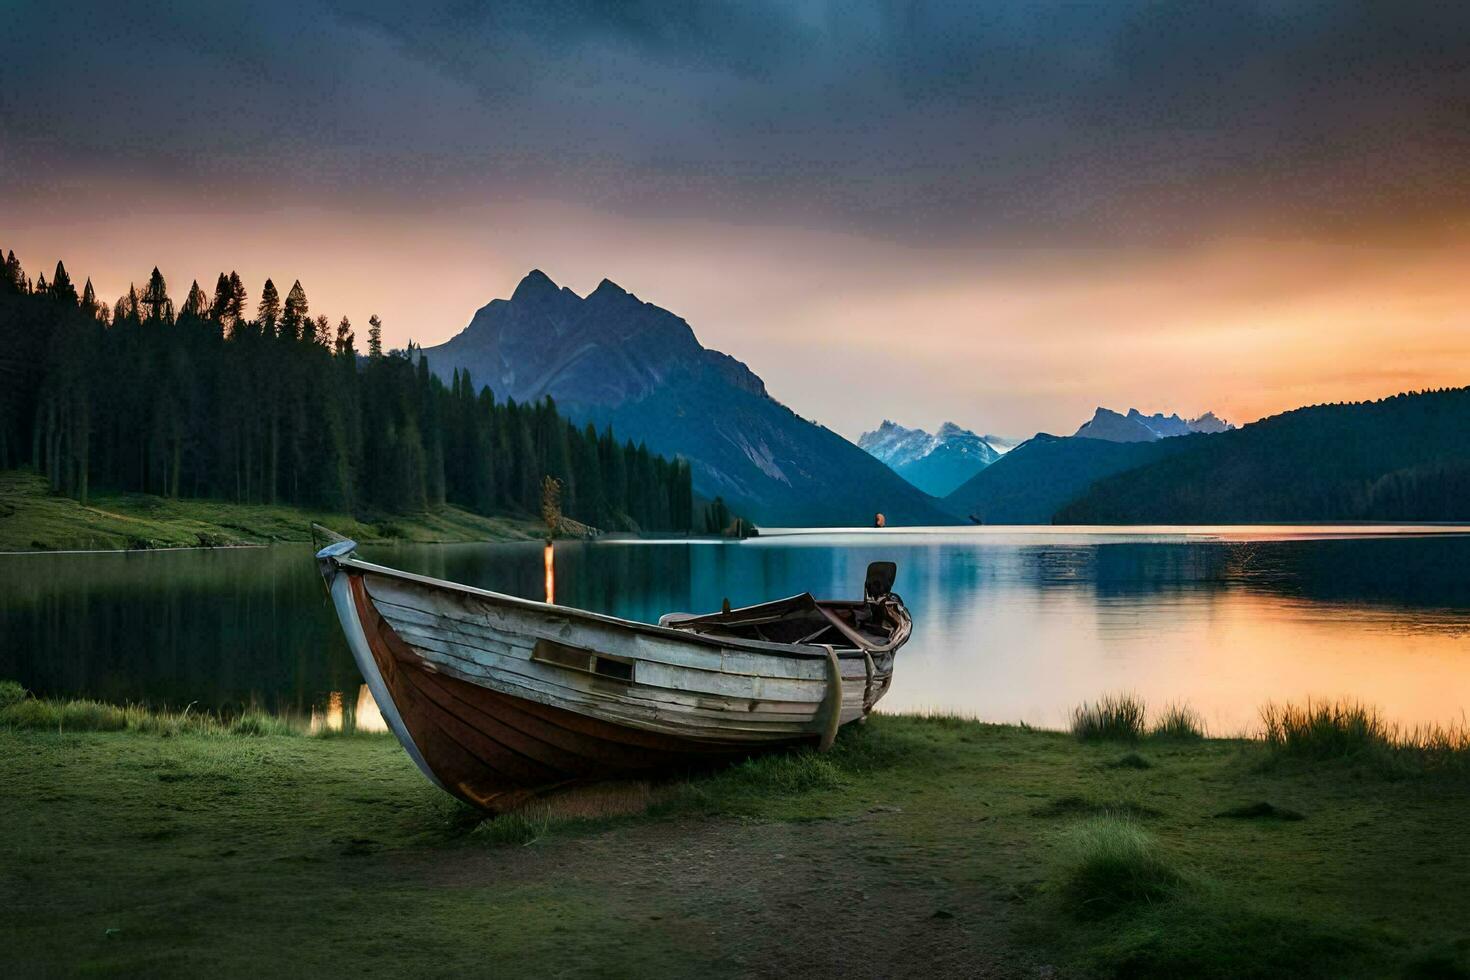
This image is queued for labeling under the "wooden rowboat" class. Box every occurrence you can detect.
[314,534,911,811]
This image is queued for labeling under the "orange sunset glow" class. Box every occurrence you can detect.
[6,2,1470,440]
[7,191,1470,440]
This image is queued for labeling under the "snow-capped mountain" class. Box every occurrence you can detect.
[858,420,1002,497]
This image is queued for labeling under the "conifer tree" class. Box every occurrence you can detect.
[49,261,77,304]
[224,272,247,330]
[334,316,354,355]
[367,314,383,358]
[0,251,21,293]
[282,280,308,337]
[139,267,171,321]
[257,278,282,333]
[180,280,208,319]
[210,273,232,322]
[0,247,698,531]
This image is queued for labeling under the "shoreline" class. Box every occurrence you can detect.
[0,469,563,554]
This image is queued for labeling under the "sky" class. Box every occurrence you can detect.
[4,1,1470,440]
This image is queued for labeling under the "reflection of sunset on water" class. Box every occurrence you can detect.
[309,690,344,734]
[308,686,388,734]
[354,684,388,733]
[5,530,1468,732]
[882,586,1470,736]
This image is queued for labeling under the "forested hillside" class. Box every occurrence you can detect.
[1057,388,1470,523]
[940,433,1184,524]
[0,249,693,532]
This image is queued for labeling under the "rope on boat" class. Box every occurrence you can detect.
[817,644,843,751]
[862,651,876,714]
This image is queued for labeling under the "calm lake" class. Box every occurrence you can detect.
[3,527,1469,734]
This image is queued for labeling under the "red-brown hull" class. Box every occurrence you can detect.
[350,575,811,811]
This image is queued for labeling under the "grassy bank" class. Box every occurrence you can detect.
[4,688,1468,978]
[0,469,562,551]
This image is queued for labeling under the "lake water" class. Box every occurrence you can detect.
[3,527,1469,734]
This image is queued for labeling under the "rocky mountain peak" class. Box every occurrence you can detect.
[418,271,948,525]
[510,268,563,303]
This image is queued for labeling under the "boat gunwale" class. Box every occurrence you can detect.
[327,554,910,659]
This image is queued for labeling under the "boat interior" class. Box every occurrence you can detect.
[660,562,904,651]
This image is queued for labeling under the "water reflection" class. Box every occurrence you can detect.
[2,528,1468,732]
[307,685,388,734]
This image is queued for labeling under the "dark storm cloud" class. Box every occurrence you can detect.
[4,0,1470,243]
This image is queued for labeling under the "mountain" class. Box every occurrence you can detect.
[420,271,952,527]
[981,434,1024,454]
[1184,411,1232,434]
[1057,388,1470,523]
[858,420,938,470]
[1074,407,1234,443]
[858,421,1001,497]
[940,433,1185,524]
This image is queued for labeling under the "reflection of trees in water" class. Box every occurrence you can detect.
[1228,537,1470,611]
[1022,538,1470,613]
[0,546,358,713]
[4,536,1467,711]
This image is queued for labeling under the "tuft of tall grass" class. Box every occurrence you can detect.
[2,697,60,729]
[1260,699,1470,779]
[0,697,127,732]
[1072,695,1148,742]
[1151,702,1206,741]
[1058,815,1185,919]
[472,807,551,847]
[0,681,302,737]
[228,711,300,737]
[725,751,844,795]
[1260,699,1390,760]
[58,700,128,731]
[0,679,25,710]
[123,703,220,736]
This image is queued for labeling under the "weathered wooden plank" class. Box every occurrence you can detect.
[373,593,834,702]
[390,623,829,715]
[374,592,828,684]
[367,576,834,680]
[401,634,825,738]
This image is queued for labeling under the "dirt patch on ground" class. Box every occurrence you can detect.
[400,813,1023,979]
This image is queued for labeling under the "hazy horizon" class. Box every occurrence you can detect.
[6,1,1470,441]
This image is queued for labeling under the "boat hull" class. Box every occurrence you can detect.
[328,563,900,811]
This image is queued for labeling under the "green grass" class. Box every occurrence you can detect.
[1073,695,1209,744]
[1072,693,1148,742]
[1,697,127,732]
[0,468,553,552]
[0,679,27,710]
[0,691,314,737]
[1151,702,1207,740]
[472,808,552,847]
[1261,698,1470,779]
[1057,816,1185,918]
[3,696,1469,977]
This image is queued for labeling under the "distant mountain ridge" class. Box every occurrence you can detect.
[420,271,952,526]
[940,433,1187,523]
[858,420,1001,497]
[1059,388,1470,523]
[1074,407,1233,443]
